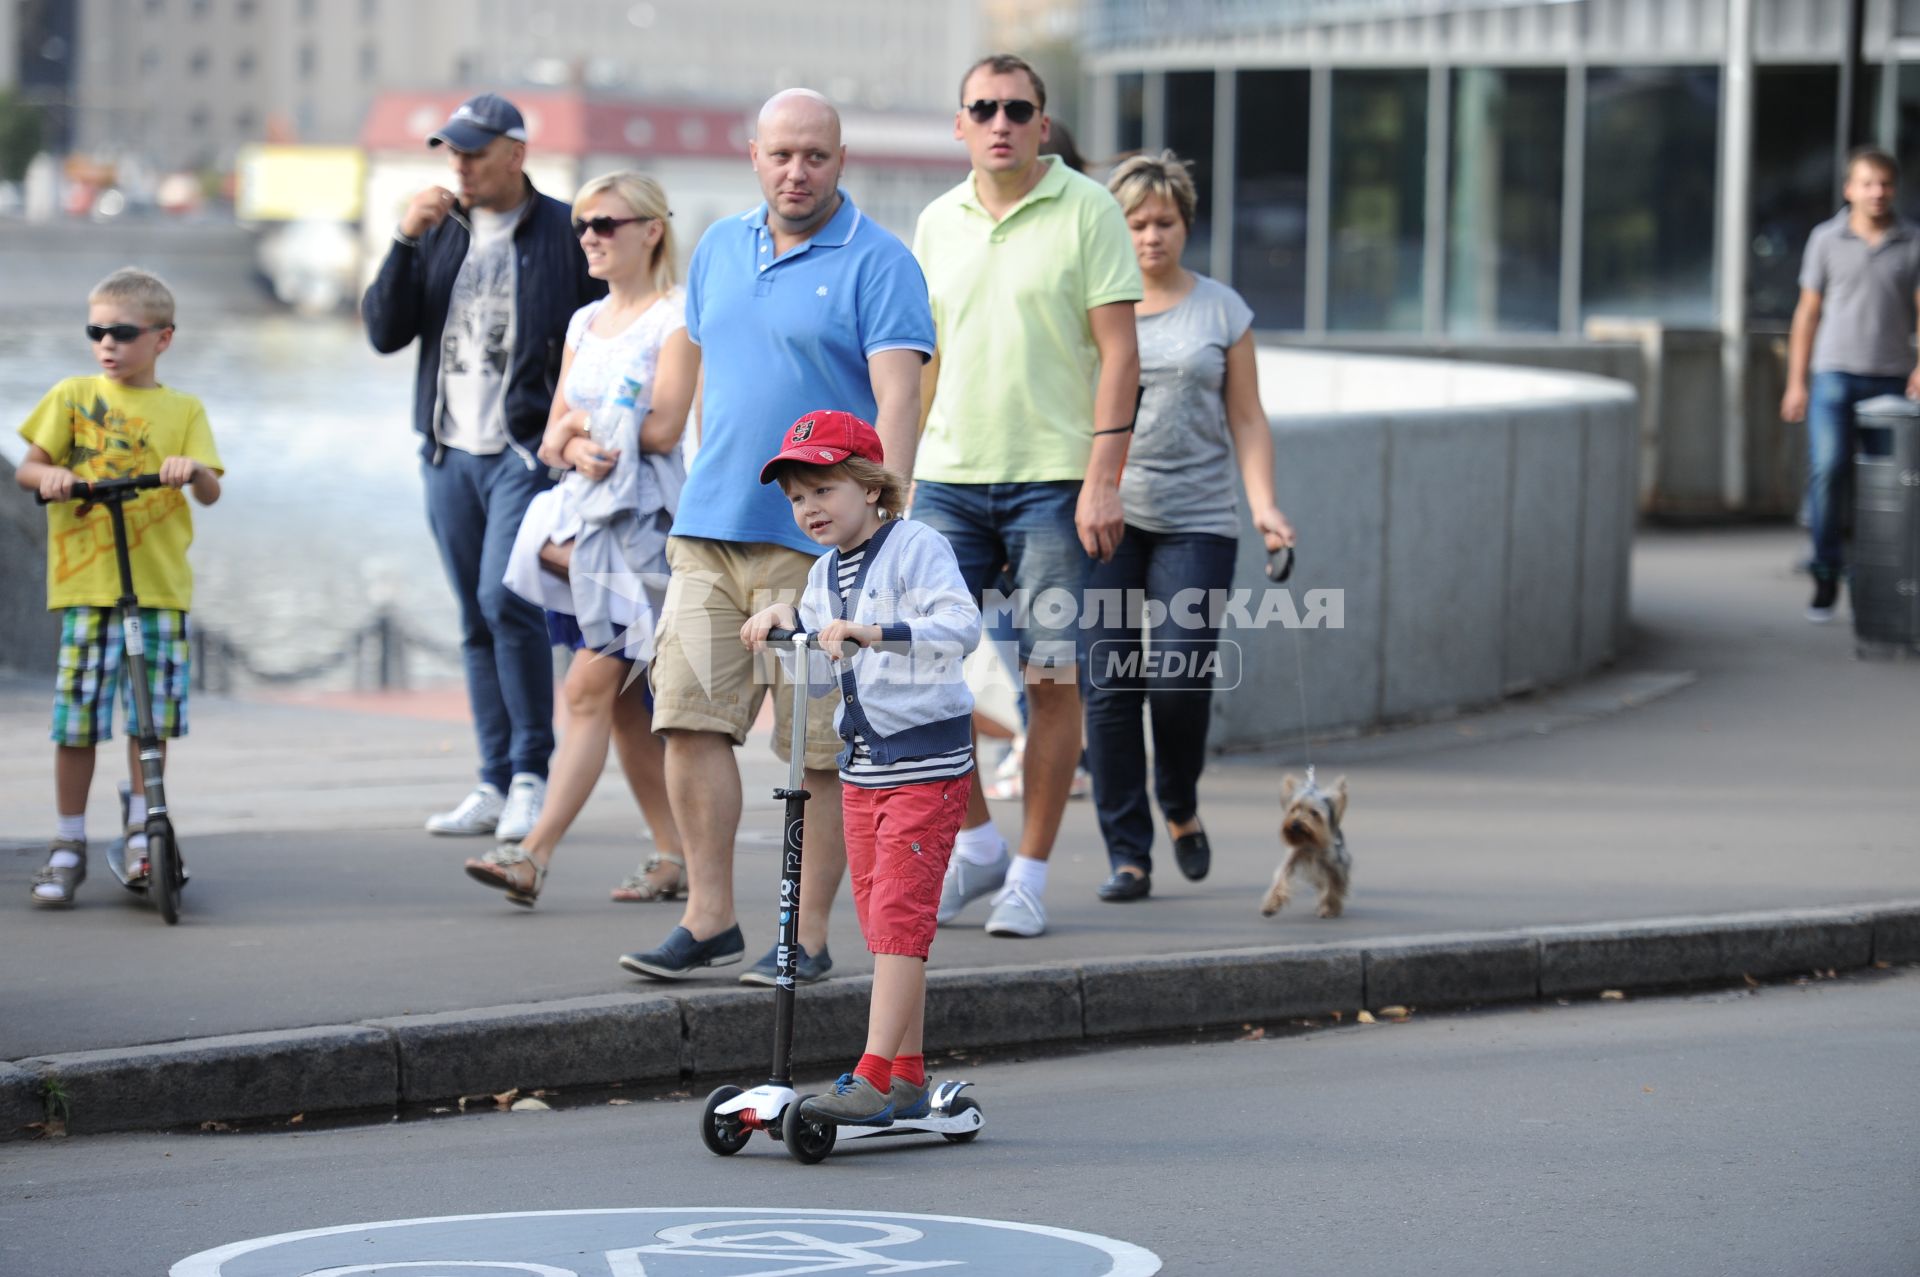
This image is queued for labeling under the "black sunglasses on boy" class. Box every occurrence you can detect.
[85,323,170,343]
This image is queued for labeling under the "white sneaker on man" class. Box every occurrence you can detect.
[496,773,547,842]
[425,783,505,836]
[984,881,1048,938]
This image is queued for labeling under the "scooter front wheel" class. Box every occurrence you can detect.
[700,1085,753,1156]
[941,1095,983,1143]
[147,818,180,926]
[781,1096,836,1164]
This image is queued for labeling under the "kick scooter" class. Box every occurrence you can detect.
[699,628,984,1164]
[39,474,187,925]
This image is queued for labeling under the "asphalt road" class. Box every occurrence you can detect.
[5,967,1915,1277]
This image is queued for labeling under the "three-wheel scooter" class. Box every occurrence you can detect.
[39,474,188,924]
[698,628,984,1164]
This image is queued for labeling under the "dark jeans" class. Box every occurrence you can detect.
[1081,525,1238,875]
[422,449,554,789]
[1807,371,1906,578]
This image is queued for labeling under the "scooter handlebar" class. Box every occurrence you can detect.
[34,473,165,505]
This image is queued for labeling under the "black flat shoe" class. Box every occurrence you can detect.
[1097,870,1152,902]
[1171,829,1211,881]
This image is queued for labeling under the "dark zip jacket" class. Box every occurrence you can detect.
[361,176,606,464]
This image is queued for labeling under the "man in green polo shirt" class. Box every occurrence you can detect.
[912,53,1143,939]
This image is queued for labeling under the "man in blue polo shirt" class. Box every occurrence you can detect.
[619,88,936,982]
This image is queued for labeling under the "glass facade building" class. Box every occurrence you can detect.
[1083,0,1920,336]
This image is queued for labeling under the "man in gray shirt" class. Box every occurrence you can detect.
[1781,146,1920,622]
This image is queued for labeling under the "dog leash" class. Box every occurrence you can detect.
[1267,544,1316,791]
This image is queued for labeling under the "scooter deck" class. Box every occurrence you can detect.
[717,1079,984,1142]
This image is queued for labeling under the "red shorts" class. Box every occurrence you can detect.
[841,774,972,959]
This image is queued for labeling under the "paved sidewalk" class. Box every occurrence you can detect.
[3,529,1916,1067]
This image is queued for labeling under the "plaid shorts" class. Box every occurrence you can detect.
[51,607,192,748]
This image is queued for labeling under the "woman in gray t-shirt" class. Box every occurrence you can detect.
[1085,151,1294,903]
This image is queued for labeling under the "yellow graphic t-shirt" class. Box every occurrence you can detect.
[18,376,224,612]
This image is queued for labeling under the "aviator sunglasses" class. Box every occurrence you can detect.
[85,323,170,343]
[964,98,1038,125]
[571,215,654,239]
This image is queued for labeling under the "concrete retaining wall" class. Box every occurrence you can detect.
[1211,349,1638,753]
[0,454,57,675]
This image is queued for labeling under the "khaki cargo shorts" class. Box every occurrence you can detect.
[649,535,841,770]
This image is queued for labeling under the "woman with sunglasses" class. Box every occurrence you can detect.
[1083,150,1295,904]
[477,172,693,908]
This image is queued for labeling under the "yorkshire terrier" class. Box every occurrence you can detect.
[1261,772,1351,919]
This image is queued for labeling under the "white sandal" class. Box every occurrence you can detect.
[611,852,685,902]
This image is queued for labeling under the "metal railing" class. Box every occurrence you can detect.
[189,607,461,694]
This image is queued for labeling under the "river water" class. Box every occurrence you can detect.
[1,316,465,688]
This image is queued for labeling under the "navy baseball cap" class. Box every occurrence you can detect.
[428,93,528,151]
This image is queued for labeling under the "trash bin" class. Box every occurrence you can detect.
[1850,395,1920,652]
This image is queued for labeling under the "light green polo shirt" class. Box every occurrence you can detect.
[913,155,1144,484]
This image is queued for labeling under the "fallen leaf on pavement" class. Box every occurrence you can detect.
[287,1113,304,1126]
[1743,973,1760,988]
[1643,1086,1655,1094]
[25,1120,66,1140]
[430,1107,452,1115]
[199,1121,232,1133]
[509,1097,551,1112]
[493,1089,519,1112]
[1599,990,1626,1001]
[1356,1010,1377,1024]
[1237,1027,1266,1041]
[607,1098,633,1106]
[1329,1010,1344,1022]
[1377,1005,1411,1020]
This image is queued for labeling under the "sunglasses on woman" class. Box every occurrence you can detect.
[571,215,652,239]
[964,98,1038,125]
[85,323,170,343]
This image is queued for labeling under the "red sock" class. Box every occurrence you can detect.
[854,1053,892,1092]
[891,1054,926,1087]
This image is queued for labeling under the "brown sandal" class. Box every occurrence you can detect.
[611,852,685,902]
[464,843,546,907]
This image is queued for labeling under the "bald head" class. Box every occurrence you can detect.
[757,88,841,148]
[750,87,847,238]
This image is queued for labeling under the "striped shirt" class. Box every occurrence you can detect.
[834,534,974,789]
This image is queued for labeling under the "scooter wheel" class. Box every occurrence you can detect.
[700,1085,753,1156]
[147,819,181,926]
[782,1096,837,1164]
[941,1095,982,1143]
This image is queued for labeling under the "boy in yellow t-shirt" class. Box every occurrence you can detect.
[13,268,224,908]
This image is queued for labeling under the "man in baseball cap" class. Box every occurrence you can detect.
[362,92,603,842]
[759,410,885,484]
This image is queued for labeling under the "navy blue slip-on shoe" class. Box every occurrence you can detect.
[1172,828,1211,881]
[618,924,746,980]
[738,942,834,986]
[1096,870,1152,902]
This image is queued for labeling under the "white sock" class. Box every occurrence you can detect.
[1003,855,1047,896]
[55,813,85,844]
[127,791,148,851]
[953,820,1006,865]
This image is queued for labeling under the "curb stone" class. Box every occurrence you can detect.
[2,1060,42,1137]
[4,901,1917,1142]
[364,993,681,1103]
[17,1025,396,1136]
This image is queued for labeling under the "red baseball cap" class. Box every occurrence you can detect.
[759,409,885,484]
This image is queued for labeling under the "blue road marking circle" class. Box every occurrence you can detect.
[171,1207,1162,1276]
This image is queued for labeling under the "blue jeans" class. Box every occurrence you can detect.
[1807,371,1905,578]
[423,449,554,789]
[910,481,1092,671]
[1080,526,1239,875]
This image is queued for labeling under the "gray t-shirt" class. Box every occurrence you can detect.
[438,201,524,454]
[1800,208,1920,377]
[1120,273,1255,538]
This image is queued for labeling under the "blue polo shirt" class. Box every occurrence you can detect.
[679,191,935,553]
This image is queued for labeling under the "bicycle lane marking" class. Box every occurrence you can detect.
[169,1207,1163,1277]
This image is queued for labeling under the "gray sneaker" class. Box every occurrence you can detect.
[936,841,1009,924]
[888,1074,931,1120]
[800,1074,894,1127]
[30,839,86,908]
[984,881,1048,938]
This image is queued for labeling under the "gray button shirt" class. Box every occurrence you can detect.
[1121,273,1256,539]
[1800,208,1920,377]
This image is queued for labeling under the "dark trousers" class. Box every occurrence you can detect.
[1081,526,1238,875]
[422,448,554,789]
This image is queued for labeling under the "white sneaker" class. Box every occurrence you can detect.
[937,839,1010,924]
[425,783,505,836]
[984,881,1048,938]
[496,773,546,842]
